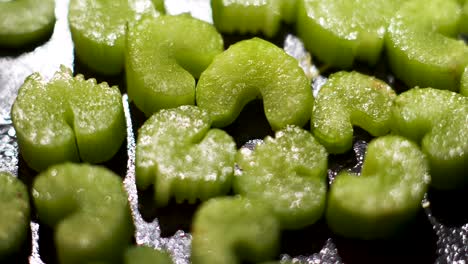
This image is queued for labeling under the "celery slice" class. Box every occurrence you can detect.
[136,105,236,207]
[126,14,223,116]
[0,0,55,47]
[69,0,160,75]
[386,0,468,92]
[326,135,430,239]
[32,163,133,264]
[0,172,29,259]
[196,37,313,131]
[234,126,328,229]
[192,197,280,264]
[11,66,125,171]
[392,88,468,189]
[312,71,396,154]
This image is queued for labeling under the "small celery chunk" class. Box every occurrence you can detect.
[32,163,133,264]
[0,172,30,259]
[124,246,172,264]
[197,38,313,131]
[69,0,161,75]
[136,105,236,207]
[234,126,328,229]
[326,135,430,240]
[11,66,125,171]
[192,197,280,264]
[386,0,468,92]
[211,0,281,37]
[296,0,402,68]
[0,0,55,47]
[126,14,223,116]
[312,71,396,154]
[392,88,468,189]
[461,66,468,96]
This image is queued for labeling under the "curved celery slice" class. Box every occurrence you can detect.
[0,172,29,259]
[0,0,55,47]
[386,0,468,92]
[11,66,125,171]
[126,14,223,116]
[136,105,236,207]
[296,0,402,68]
[32,163,133,264]
[211,0,281,37]
[192,197,280,264]
[392,88,468,189]
[326,135,430,240]
[124,246,172,264]
[312,71,396,154]
[234,126,328,229]
[196,37,313,131]
[69,0,160,75]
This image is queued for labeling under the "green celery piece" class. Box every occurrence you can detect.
[124,246,172,264]
[296,0,402,68]
[69,0,160,75]
[326,135,430,240]
[211,0,282,37]
[32,163,133,264]
[386,0,468,92]
[234,126,328,229]
[136,105,236,207]
[0,172,29,259]
[196,37,313,131]
[392,88,468,190]
[126,14,223,116]
[312,71,396,154]
[192,197,280,264]
[461,66,468,96]
[0,0,55,47]
[11,66,125,171]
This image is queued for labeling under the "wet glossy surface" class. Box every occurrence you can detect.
[0,0,467,263]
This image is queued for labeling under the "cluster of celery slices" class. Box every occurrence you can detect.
[0,0,467,263]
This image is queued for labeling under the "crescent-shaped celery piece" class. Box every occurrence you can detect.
[32,163,133,264]
[211,0,281,37]
[392,88,468,190]
[11,66,125,172]
[124,246,172,264]
[0,0,55,47]
[326,135,430,240]
[136,105,236,207]
[296,0,403,68]
[126,14,224,116]
[312,71,396,154]
[386,0,468,92]
[234,126,328,229]
[196,37,313,131]
[0,172,29,259]
[461,66,468,96]
[69,0,160,75]
[191,197,280,264]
